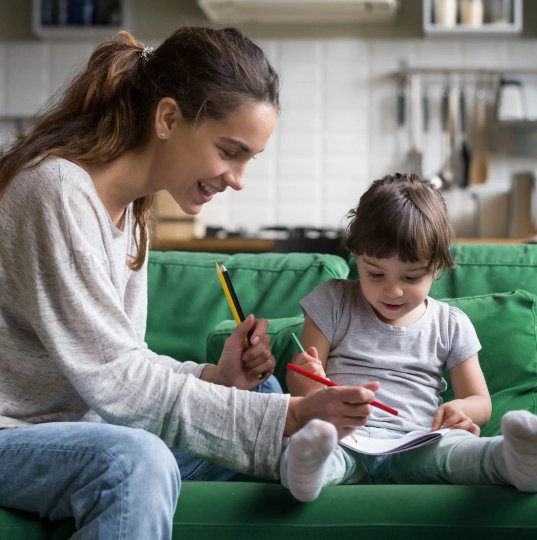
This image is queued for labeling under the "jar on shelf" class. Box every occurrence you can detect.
[433,0,458,27]
[460,0,484,27]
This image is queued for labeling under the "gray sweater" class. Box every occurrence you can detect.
[0,157,288,478]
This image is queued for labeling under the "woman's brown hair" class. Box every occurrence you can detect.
[342,173,455,270]
[0,27,280,270]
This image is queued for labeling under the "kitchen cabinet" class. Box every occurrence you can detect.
[423,0,522,36]
[32,0,128,39]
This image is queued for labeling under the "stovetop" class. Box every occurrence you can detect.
[205,226,342,240]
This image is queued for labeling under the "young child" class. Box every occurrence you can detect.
[282,173,537,502]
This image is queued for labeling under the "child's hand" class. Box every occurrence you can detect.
[293,346,327,379]
[431,402,481,436]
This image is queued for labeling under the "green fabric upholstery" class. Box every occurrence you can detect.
[442,290,537,437]
[147,251,348,363]
[431,243,537,299]
[0,509,52,540]
[174,482,537,540]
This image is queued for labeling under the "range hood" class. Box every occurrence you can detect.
[197,0,399,24]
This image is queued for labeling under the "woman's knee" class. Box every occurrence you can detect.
[92,426,181,502]
[115,428,179,476]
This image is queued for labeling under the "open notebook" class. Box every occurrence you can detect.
[340,428,451,455]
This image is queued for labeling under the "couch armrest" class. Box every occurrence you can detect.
[206,316,304,392]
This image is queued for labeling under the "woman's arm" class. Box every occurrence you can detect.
[431,354,492,433]
[286,315,332,396]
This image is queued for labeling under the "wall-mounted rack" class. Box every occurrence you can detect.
[391,66,537,84]
[390,66,537,125]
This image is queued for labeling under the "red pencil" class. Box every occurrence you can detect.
[286,362,404,418]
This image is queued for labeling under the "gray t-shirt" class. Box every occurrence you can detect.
[301,279,481,432]
[0,157,288,478]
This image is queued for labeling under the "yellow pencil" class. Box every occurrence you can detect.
[216,262,250,349]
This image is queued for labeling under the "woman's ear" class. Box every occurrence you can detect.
[154,97,181,139]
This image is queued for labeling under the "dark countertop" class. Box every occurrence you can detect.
[151,237,529,253]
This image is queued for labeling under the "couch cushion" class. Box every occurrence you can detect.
[0,508,52,539]
[431,243,537,299]
[146,251,348,363]
[175,482,537,539]
[207,316,304,391]
[442,289,537,437]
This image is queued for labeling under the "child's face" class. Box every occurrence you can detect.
[356,254,436,326]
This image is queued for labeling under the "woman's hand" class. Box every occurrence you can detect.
[431,401,481,436]
[205,315,275,390]
[285,381,380,439]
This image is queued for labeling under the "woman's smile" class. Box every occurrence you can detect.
[197,179,222,202]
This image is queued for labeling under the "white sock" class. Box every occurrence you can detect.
[285,419,337,502]
[501,410,537,492]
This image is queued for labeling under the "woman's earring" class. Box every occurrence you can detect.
[160,132,167,139]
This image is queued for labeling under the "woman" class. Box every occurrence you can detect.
[0,27,376,538]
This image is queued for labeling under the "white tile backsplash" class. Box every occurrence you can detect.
[6,43,50,116]
[49,41,94,95]
[1,35,536,236]
[0,45,6,116]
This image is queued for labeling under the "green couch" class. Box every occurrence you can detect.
[1,244,537,539]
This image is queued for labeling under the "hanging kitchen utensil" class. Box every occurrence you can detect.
[459,87,471,188]
[396,78,407,163]
[422,85,430,134]
[403,74,423,176]
[469,88,489,184]
[447,83,462,186]
[496,77,526,122]
[432,83,454,189]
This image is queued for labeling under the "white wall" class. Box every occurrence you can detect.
[1,36,536,236]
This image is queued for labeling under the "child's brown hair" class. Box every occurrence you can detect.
[343,173,454,270]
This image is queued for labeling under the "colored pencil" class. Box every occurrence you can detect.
[216,262,264,379]
[216,262,250,348]
[289,333,404,418]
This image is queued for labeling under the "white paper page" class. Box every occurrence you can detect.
[340,428,451,455]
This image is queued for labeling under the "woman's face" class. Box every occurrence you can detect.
[154,101,277,215]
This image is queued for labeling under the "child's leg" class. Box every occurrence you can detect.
[364,429,506,486]
[364,410,537,492]
[280,419,360,502]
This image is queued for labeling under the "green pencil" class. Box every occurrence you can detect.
[291,332,305,353]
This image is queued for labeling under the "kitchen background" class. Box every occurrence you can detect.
[1,0,536,248]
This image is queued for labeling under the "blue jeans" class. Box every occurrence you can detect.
[0,375,282,538]
[0,422,180,539]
